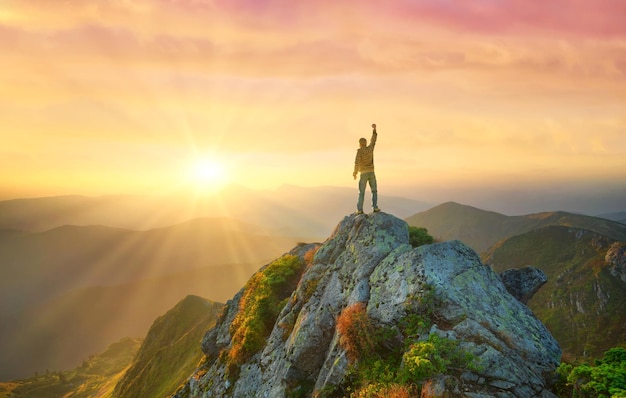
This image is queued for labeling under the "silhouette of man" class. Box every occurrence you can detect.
[353,123,380,214]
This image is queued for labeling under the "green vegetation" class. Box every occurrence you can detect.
[225,254,305,378]
[330,288,478,397]
[407,226,434,248]
[0,337,141,398]
[555,347,626,398]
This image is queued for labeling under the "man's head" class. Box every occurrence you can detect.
[359,138,367,147]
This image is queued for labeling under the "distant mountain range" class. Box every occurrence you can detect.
[0,185,431,238]
[406,201,626,254]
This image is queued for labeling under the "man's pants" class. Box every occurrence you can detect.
[357,172,378,212]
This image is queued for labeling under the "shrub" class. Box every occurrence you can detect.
[408,226,434,248]
[399,334,475,382]
[337,302,377,362]
[304,245,319,265]
[555,347,626,398]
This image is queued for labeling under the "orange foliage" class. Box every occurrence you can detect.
[351,383,417,398]
[304,245,319,265]
[336,302,375,362]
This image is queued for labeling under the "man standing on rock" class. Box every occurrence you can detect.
[353,123,380,214]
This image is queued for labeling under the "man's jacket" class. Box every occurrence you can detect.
[353,130,377,175]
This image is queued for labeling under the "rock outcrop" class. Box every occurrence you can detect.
[606,241,626,283]
[175,213,561,398]
[499,266,548,305]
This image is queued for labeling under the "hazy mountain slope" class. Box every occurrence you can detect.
[0,186,430,237]
[0,217,299,318]
[0,265,245,380]
[598,211,626,225]
[0,337,141,398]
[483,226,626,360]
[113,295,223,398]
[406,201,626,253]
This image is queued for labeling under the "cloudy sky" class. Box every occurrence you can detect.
[1,1,625,212]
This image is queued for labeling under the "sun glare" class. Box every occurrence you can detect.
[188,158,230,191]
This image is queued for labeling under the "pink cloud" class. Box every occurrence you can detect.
[383,0,626,38]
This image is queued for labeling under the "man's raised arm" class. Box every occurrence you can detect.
[370,123,377,146]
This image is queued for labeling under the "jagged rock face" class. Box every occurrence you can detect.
[606,242,626,283]
[178,213,561,398]
[499,266,548,304]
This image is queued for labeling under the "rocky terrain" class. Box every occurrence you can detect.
[175,212,561,397]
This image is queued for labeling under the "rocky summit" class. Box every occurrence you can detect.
[175,212,561,398]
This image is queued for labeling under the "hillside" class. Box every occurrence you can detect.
[0,268,233,380]
[113,295,223,398]
[0,337,141,398]
[0,217,298,380]
[483,226,626,361]
[0,296,222,398]
[405,201,626,253]
[0,217,297,317]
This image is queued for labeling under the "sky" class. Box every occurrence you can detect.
[1,0,625,213]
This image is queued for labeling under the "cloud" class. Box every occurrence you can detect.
[4,1,625,83]
[379,0,626,39]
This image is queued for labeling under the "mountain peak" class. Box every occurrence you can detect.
[175,212,561,397]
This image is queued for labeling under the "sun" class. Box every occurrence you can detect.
[187,158,230,191]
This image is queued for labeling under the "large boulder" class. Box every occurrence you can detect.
[175,212,561,398]
[499,266,548,304]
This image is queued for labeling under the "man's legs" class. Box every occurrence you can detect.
[369,173,378,210]
[357,173,367,212]
[357,172,378,213]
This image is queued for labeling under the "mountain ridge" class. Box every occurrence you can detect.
[406,201,626,254]
[0,187,431,237]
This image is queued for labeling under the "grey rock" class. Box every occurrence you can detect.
[175,213,561,398]
[499,266,548,304]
